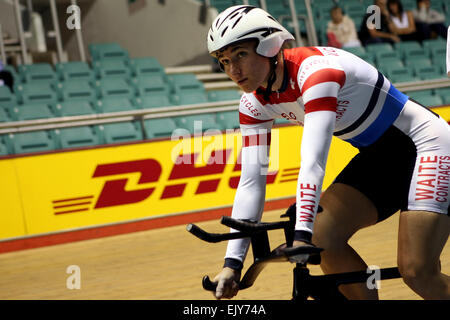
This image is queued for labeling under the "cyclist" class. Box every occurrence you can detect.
[207,5,450,300]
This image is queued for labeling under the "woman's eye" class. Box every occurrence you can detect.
[221,59,229,65]
[237,51,247,58]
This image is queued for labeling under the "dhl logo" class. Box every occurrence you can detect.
[52,149,300,215]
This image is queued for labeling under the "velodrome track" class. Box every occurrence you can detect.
[0,208,448,300]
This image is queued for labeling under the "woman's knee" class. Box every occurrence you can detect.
[398,255,440,289]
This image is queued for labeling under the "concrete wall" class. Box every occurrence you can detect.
[62,0,217,67]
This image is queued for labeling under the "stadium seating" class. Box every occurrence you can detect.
[56,80,97,102]
[94,78,135,100]
[207,89,241,102]
[216,111,239,130]
[11,103,56,121]
[54,100,97,117]
[100,121,143,144]
[6,130,58,154]
[134,94,173,109]
[97,97,136,113]
[0,107,11,122]
[89,42,129,62]
[55,126,102,149]
[16,82,58,105]
[55,61,95,82]
[129,57,166,78]
[132,75,170,97]
[18,63,57,84]
[0,136,8,155]
[0,86,17,110]
[93,59,132,79]
[175,114,219,133]
[144,118,177,138]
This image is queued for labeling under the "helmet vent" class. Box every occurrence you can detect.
[232,16,243,29]
[221,26,229,37]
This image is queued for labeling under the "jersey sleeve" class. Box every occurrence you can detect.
[224,96,274,263]
[298,56,346,114]
[294,57,343,241]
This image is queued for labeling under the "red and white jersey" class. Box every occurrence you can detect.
[225,46,411,262]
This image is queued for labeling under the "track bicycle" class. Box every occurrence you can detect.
[187,203,401,300]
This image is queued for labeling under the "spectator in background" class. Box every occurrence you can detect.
[413,0,447,40]
[0,62,14,92]
[327,6,362,48]
[387,0,419,41]
[359,0,400,45]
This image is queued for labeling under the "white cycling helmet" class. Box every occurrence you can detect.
[207,5,295,58]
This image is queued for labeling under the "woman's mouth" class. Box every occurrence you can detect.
[237,78,247,85]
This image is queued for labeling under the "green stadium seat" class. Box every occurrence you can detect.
[129,57,166,78]
[216,111,239,130]
[393,41,422,55]
[434,87,450,100]
[167,73,198,88]
[0,86,17,110]
[207,89,241,102]
[0,107,11,122]
[100,121,143,144]
[365,43,393,54]
[54,100,96,117]
[389,68,418,83]
[56,80,97,102]
[93,59,132,79]
[422,38,446,51]
[134,94,173,109]
[343,3,366,17]
[404,57,432,68]
[144,118,177,138]
[16,82,58,105]
[55,61,95,82]
[6,130,57,154]
[95,78,135,99]
[0,137,8,155]
[89,42,129,62]
[131,75,170,97]
[55,126,102,149]
[344,46,366,57]
[406,89,435,102]
[414,65,443,80]
[18,63,57,84]
[171,91,208,105]
[413,94,443,107]
[439,91,450,104]
[11,103,55,121]
[175,114,219,133]
[374,51,402,64]
[96,97,136,113]
[402,48,429,61]
[378,59,404,75]
[429,45,447,60]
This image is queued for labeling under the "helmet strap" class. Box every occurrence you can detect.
[263,56,279,101]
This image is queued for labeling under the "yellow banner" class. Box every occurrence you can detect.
[0,105,448,240]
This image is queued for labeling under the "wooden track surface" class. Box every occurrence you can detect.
[0,209,448,300]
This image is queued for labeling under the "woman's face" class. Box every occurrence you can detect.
[389,2,399,14]
[331,8,343,24]
[214,41,271,93]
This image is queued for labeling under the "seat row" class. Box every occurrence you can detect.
[0,111,243,155]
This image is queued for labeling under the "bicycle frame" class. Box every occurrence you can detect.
[187,203,401,300]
